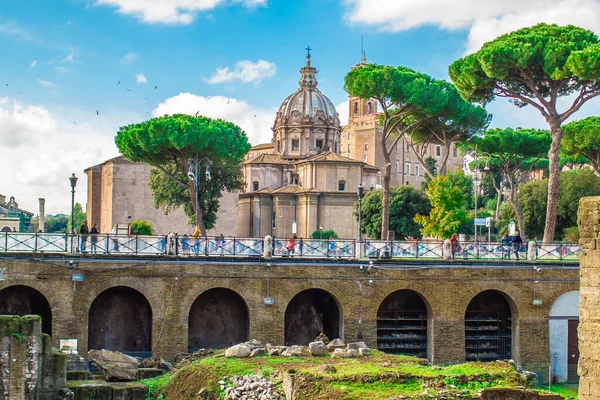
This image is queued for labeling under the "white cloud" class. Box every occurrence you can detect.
[206,59,276,85]
[153,93,275,145]
[54,66,70,73]
[343,0,600,53]
[95,0,266,24]
[30,60,38,69]
[136,73,148,84]
[0,98,136,214]
[37,79,55,87]
[0,20,30,40]
[337,100,349,126]
[62,52,75,63]
[123,52,138,63]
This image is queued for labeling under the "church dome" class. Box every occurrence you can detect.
[272,51,342,159]
[277,85,337,121]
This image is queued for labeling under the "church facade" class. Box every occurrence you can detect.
[237,53,379,239]
[340,54,464,189]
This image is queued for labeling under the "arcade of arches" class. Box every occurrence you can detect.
[0,257,579,380]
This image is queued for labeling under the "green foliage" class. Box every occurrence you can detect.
[149,161,244,229]
[45,215,68,233]
[344,64,488,238]
[449,23,600,106]
[415,175,470,239]
[11,333,23,344]
[354,186,431,240]
[66,203,86,233]
[563,226,580,243]
[115,114,250,233]
[563,116,600,174]
[518,169,600,240]
[311,229,338,239]
[130,220,153,235]
[420,156,438,190]
[450,23,600,242]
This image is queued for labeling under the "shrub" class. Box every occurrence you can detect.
[131,220,154,235]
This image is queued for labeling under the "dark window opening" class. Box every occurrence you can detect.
[338,180,346,191]
[354,102,359,115]
[292,139,299,151]
[316,139,323,149]
[253,181,259,191]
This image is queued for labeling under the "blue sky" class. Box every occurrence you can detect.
[2,0,599,214]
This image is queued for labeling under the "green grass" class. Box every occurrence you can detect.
[140,373,171,400]
[546,383,578,399]
[330,379,428,398]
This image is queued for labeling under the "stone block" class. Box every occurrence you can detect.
[88,349,139,381]
[327,339,345,352]
[67,371,89,381]
[20,314,42,336]
[225,344,251,358]
[346,342,367,351]
[308,341,327,356]
[137,368,163,380]
[0,315,20,335]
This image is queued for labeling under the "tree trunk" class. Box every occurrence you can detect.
[188,183,206,236]
[543,123,564,242]
[438,142,451,177]
[507,174,525,238]
[494,187,502,221]
[380,133,391,241]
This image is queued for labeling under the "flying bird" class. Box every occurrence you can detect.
[126,88,130,91]
[227,100,230,104]
[154,85,158,90]
[71,121,77,125]
[117,81,121,86]
[195,111,199,116]
[96,110,99,115]
[144,97,148,100]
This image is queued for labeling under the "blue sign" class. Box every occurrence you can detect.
[474,218,487,226]
[263,297,274,305]
[72,273,84,282]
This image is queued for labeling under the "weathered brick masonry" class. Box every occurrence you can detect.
[578,196,600,399]
[0,255,578,380]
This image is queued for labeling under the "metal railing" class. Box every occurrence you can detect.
[0,232,582,263]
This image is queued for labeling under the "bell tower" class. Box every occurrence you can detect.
[348,51,378,122]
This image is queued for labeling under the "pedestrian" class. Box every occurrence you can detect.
[79,220,89,253]
[89,223,99,254]
[501,233,512,260]
[218,234,226,255]
[286,236,296,257]
[450,233,460,259]
[328,237,336,258]
[181,234,190,254]
[298,237,304,256]
[192,226,201,255]
[167,231,176,255]
[512,230,523,260]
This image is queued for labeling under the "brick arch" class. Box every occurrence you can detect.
[0,281,55,335]
[283,286,344,345]
[544,285,581,315]
[180,285,251,323]
[76,277,162,354]
[459,286,521,321]
[277,282,347,318]
[367,283,438,319]
[370,285,436,361]
[463,288,518,363]
[187,287,250,351]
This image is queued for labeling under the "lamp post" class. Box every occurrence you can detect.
[69,173,78,234]
[187,156,212,231]
[357,183,364,242]
[473,147,490,242]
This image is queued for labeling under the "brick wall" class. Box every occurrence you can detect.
[577,196,600,398]
[0,256,579,382]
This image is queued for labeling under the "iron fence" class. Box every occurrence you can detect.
[0,232,582,263]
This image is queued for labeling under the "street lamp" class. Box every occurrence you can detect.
[69,173,78,234]
[187,156,212,230]
[357,183,365,242]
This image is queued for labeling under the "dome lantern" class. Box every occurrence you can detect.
[272,49,341,160]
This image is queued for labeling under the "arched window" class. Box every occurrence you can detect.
[252,179,259,191]
[338,180,346,191]
[367,102,372,114]
[354,102,359,115]
[364,143,369,151]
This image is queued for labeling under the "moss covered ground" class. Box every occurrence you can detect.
[141,352,576,399]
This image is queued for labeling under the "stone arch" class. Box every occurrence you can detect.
[354,102,359,115]
[187,288,249,351]
[88,286,153,357]
[0,285,52,335]
[284,288,341,345]
[549,290,580,383]
[376,289,429,359]
[464,290,514,362]
[0,226,11,232]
